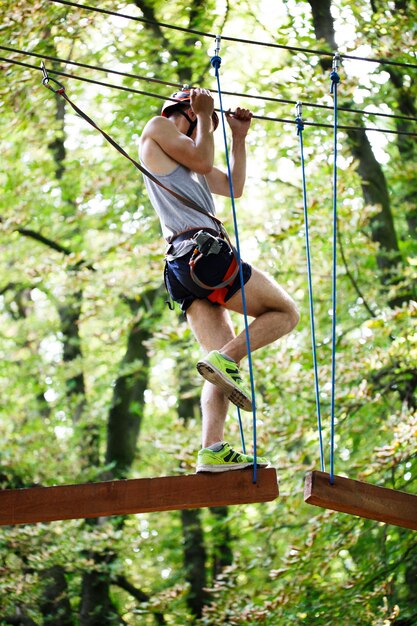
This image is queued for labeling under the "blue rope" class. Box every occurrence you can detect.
[295,107,325,472]
[210,51,258,483]
[329,59,341,485]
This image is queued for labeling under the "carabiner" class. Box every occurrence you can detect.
[214,34,221,57]
[330,53,341,94]
[332,52,341,73]
[40,61,66,94]
[295,101,304,135]
[210,34,222,71]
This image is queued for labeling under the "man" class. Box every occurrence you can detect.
[140,86,299,473]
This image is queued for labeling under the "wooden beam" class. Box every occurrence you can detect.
[0,468,278,526]
[304,470,417,530]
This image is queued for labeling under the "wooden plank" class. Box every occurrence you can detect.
[304,470,417,530]
[0,468,278,526]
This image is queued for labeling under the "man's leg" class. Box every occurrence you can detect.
[221,267,299,362]
[186,299,236,448]
[195,267,299,409]
[186,298,270,472]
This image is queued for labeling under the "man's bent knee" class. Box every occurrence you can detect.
[273,292,300,330]
[288,302,300,330]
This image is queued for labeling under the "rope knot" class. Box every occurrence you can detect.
[295,116,304,136]
[210,55,222,71]
[330,70,340,94]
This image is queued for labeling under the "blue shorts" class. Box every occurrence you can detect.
[164,242,252,313]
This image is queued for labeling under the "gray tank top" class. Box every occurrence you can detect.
[141,162,218,242]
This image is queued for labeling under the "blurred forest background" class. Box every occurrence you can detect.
[1,0,416,624]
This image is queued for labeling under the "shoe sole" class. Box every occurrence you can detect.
[196,462,269,473]
[196,361,253,411]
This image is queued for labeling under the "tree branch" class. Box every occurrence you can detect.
[12,225,95,271]
[17,227,72,255]
[114,576,167,625]
[337,220,378,318]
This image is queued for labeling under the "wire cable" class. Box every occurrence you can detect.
[3,56,417,138]
[50,0,417,71]
[0,44,179,90]
[3,44,417,125]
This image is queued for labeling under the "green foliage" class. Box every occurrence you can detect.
[0,0,416,624]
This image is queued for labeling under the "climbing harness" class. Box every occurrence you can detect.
[188,230,239,292]
[296,54,341,484]
[210,36,258,482]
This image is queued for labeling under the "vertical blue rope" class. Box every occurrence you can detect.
[211,52,258,483]
[329,60,340,485]
[295,109,325,472]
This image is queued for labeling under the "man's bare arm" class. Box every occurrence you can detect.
[142,115,213,174]
[206,108,252,198]
[141,88,215,175]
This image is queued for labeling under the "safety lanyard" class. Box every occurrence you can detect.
[40,62,225,236]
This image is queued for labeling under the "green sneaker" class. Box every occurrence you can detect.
[196,350,252,411]
[196,442,269,473]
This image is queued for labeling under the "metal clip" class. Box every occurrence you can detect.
[210,35,222,71]
[295,101,304,136]
[40,60,49,84]
[332,52,341,72]
[330,53,341,93]
[215,35,221,57]
[40,61,66,94]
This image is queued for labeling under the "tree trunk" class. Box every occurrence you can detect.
[176,352,234,617]
[385,66,417,239]
[80,565,125,626]
[345,125,402,277]
[80,288,164,624]
[4,612,39,626]
[132,0,218,84]
[370,0,417,240]
[58,294,89,426]
[177,352,209,618]
[210,506,233,579]
[42,46,96,623]
[105,290,160,478]
[308,0,337,52]
[181,509,210,618]
[40,566,74,625]
[306,0,405,302]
